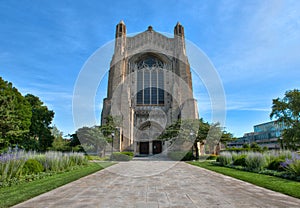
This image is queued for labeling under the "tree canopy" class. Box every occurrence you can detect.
[270,89,300,150]
[0,77,32,150]
[159,118,234,157]
[0,77,55,152]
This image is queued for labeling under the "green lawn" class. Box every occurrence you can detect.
[0,162,114,208]
[188,161,300,199]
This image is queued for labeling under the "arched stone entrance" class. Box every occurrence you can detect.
[135,121,163,155]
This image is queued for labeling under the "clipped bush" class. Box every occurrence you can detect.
[110,152,131,161]
[206,154,218,160]
[218,152,232,166]
[167,151,194,161]
[22,159,44,175]
[267,158,285,171]
[233,154,247,167]
[245,152,266,171]
[121,152,134,157]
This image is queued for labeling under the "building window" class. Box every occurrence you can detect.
[135,56,164,105]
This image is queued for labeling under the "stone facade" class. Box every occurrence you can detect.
[101,21,198,155]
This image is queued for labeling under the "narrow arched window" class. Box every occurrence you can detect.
[136,56,164,105]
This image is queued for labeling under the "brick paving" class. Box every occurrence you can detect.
[13,159,300,208]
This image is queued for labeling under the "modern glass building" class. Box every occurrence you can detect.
[228,121,286,149]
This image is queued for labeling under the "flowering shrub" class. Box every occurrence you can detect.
[267,158,285,171]
[216,150,300,180]
[281,153,300,176]
[0,150,88,187]
[245,152,266,171]
[0,150,27,183]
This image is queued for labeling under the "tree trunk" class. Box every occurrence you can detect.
[194,142,199,159]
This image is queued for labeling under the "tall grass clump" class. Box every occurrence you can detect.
[0,150,27,183]
[34,151,87,172]
[278,150,292,160]
[218,152,232,166]
[0,150,88,187]
[245,152,266,171]
[281,153,300,177]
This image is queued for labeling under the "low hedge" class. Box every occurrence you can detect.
[110,152,131,161]
[233,155,247,166]
[167,151,194,161]
[206,155,218,160]
[120,152,134,157]
[22,159,44,175]
[268,158,285,171]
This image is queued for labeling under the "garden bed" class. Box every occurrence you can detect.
[188,161,300,199]
[0,162,114,208]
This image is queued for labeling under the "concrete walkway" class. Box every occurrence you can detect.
[13,160,300,208]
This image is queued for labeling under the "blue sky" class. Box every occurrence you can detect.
[1,0,299,137]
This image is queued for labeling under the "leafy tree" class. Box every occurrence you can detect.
[242,143,250,149]
[194,119,210,158]
[250,142,260,149]
[51,125,71,151]
[0,77,32,150]
[270,89,300,150]
[67,133,83,152]
[69,133,81,147]
[159,118,234,158]
[158,119,182,141]
[100,115,118,138]
[25,94,54,151]
[77,126,107,156]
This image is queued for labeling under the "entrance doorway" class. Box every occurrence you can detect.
[139,142,149,154]
[153,141,162,154]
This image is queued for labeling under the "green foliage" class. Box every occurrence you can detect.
[22,159,44,175]
[286,159,300,176]
[189,161,300,199]
[206,154,218,160]
[218,152,232,166]
[233,154,247,166]
[100,115,119,137]
[278,150,292,160]
[0,152,26,184]
[33,151,87,172]
[110,152,131,161]
[76,126,107,155]
[268,158,285,171]
[120,151,134,157]
[1,151,88,187]
[25,94,54,151]
[158,119,182,141]
[86,155,109,161]
[0,77,32,149]
[0,162,114,207]
[167,151,194,161]
[250,142,261,150]
[225,146,266,153]
[270,89,300,150]
[242,143,250,149]
[50,126,71,152]
[159,118,234,158]
[245,152,266,171]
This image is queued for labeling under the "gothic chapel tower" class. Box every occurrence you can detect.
[101,21,198,155]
